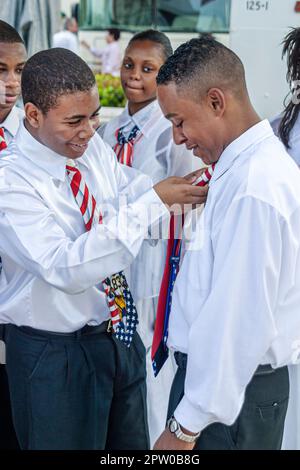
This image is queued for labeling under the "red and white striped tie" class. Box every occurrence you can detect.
[0,128,7,152]
[0,128,6,273]
[66,160,138,346]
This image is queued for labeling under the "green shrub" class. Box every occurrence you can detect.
[95,74,126,108]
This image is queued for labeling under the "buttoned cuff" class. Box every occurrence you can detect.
[174,395,216,434]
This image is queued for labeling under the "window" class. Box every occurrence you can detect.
[79,0,231,33]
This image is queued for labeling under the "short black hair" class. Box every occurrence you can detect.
[108,28,121,41]
[0,20,24,44]
[128,29,173,61]
[22,48,96,114]
[157,37,247,99]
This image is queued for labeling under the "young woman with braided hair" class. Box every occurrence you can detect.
[271,27,300,450]
[272,27,300,166]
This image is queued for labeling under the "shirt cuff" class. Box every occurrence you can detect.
[174,395,216,434]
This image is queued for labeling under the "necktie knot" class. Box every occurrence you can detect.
[66,159,78,176]
[193,163,215,187]
[66,159,75,168]
[114,124,141,167]
[117,124,140,145]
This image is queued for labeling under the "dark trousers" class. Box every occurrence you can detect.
[5,323,149,450]
[168,352,289,450]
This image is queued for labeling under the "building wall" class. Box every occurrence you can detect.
[60,0,76,17]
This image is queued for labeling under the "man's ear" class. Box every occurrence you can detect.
[25,102,43,129]
[206,88,226,117]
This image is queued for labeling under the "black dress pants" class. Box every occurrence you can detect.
[168,352,289,450]
[5,323,149,450]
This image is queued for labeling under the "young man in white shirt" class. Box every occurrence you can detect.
[0,21,26,145]
[154,37,300,450]
[0,47,207,450]
[100,29,203,446]
[0,19,27,450]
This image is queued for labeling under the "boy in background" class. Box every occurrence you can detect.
[0,19,27,449]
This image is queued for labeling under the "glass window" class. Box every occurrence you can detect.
[79,0,231,33]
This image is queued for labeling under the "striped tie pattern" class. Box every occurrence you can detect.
[0,128,7,274]
[151,164,215,376]
[0,128,7,152]
[113,124,140,166]
[66,161,138,346]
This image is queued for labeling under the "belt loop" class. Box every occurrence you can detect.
[254,364,275,376]
[106,319,113,333]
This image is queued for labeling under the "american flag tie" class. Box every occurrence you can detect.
[66,161,138,347]
[151,164,215,376]
[113,124,140,166]
[0,128,7,152]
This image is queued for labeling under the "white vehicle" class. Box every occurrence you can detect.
[68,0,300,119]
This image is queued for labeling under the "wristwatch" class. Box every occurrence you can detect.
[167,416,200,443]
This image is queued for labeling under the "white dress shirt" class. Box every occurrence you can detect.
[1,106,24,145]
[101,100,201,300]
[169,120,300,433]
[52,30,79,55]
[271,113,300,450]
[0,121,168,332]
[0,105,24,363]
[91,41,121,76]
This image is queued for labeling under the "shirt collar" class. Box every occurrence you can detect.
[118,101,160,138]
[211,119,274,183]
[1,106,23,138]
[15,120,89,182]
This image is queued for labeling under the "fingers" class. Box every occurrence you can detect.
[153,177,209,209]
[168,176,189,185]
[180,195,207,206]
[183,183,209,198]
[179,184,208,206]
[184,167,206,183]
[169,177,210,196]
[191,184,209,195]
[189,195,207,204]
[165,175,208,187]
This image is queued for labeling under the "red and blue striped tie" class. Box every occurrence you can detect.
[151,164,215,376]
